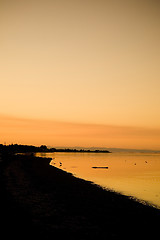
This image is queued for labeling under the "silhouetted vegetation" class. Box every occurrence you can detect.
[50,148,111,153]
[0,144,111,155]
[0,144,51,154]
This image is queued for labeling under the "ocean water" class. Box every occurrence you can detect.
[36,151,160,208]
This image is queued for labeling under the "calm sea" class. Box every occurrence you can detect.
[36,151,160,208]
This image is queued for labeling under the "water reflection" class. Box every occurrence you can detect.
[36,152,160,208]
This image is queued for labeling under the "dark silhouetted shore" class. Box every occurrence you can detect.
[0,153,160,239]
[0,144,111,153]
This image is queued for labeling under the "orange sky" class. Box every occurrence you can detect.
[0,0,160,149]
[0,114,160,150]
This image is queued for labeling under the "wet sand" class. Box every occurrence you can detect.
[0,154,160,239]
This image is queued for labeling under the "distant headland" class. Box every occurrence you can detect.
[0,144,111,154]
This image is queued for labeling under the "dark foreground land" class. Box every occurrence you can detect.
[0,154,160,239]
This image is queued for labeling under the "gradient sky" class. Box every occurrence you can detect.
[0,0,160,149]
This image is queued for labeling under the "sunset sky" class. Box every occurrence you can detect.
[0,0,160,149]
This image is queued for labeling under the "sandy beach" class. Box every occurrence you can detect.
[0,154,160,239]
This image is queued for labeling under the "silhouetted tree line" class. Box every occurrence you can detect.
[0,144,53,154]
[0,144,110,155]
[52,148,110,153]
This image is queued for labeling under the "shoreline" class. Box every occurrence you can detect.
[1,154,160,239]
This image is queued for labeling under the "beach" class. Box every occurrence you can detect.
[0,154,160,239]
